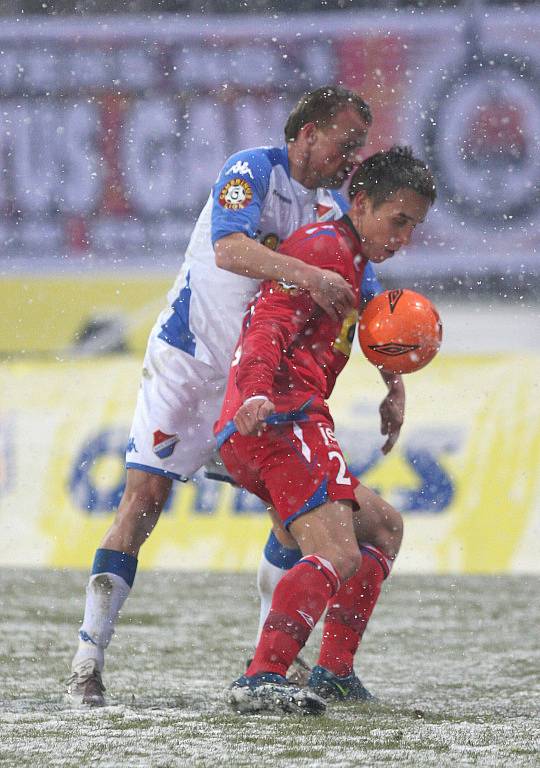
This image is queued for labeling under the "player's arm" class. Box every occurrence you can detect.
[214,233,354,322]
[360,263,405,455]
[233,286,316,436]
[234,395,276,437]
[211,148,354,322]
[378,369,405,455]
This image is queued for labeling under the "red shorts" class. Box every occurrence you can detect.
[220,419,359,529]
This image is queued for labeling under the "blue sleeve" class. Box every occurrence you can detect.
[361,261,383,302]
[211,148,272,245]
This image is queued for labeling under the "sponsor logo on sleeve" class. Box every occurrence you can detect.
[225,160,254,179]
[218,178,253,210]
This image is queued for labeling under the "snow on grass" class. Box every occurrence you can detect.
[0,570,538,767]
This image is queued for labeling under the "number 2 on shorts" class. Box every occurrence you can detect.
[328,450,352,485]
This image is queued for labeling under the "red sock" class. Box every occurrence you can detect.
[247,555,340,678]
[317,544,393,677]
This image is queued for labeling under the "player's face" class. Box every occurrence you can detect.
[307,107,370,189]
[353,188,431,263]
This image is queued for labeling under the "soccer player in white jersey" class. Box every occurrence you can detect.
[66,86,404,707]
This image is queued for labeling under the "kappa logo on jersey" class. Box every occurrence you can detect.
[225,160,254,179]
[152,430,180,459]
[218,178,253,210]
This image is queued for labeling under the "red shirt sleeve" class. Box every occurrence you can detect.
[235,283,315,400]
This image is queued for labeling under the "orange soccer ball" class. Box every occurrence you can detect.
[358,289,442,374]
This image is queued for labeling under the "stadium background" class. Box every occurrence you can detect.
[1,0,539,574]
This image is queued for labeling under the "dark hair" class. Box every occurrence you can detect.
[348,145,437,207]
[284,86,372,142]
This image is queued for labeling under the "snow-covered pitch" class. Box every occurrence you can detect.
[1,569,538,767]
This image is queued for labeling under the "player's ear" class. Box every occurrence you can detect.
[350,190,368,213]
[300,122,318,145]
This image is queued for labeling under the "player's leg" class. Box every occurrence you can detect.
[310,484,403,700]
[252,420,353,646]
[67,336,222,706]
[256,525,314,686]
[67,468,172,706]
[222,421,361,713]
[255,522,314,686]
[246,499,361,680]
[256,523,301,642]
[233,499,360,714]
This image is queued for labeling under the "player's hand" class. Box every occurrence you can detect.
[234,396,276,436]
[308,268,356,322]
[379,375,405,455]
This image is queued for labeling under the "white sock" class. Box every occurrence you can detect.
[72,572,131,672]
[255,554,288,643]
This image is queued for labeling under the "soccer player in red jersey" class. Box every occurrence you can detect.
[215,146,436,714]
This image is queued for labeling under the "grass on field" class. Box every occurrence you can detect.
[0,569,539,767]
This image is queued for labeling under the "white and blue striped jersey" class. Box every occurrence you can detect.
[155,145,381,376]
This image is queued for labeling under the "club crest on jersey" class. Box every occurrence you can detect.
[218,178,253,210]
[152,430,179,459]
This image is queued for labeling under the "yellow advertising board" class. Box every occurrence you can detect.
[1,353,539,573]
[0,276,170,356]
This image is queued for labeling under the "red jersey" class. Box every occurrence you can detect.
[216,215,367,436]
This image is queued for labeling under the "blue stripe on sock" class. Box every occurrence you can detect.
[92,548,138,588]
[264,530,302,570]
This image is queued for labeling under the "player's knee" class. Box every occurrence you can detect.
[119,472,172,526]
[384,504,403,540]
[373,502,403,558]
[333,548,363,582]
